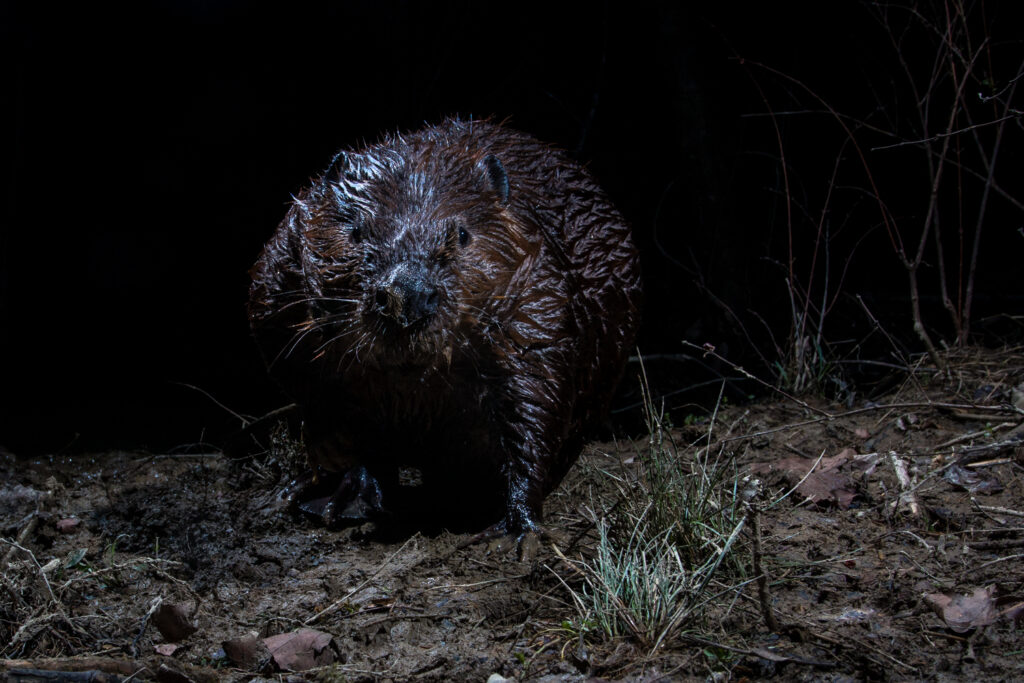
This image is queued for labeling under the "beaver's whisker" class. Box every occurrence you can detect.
[311,321,361,357]
[343,327,376,371]
[273,310,356,366]
[274,295,360,314]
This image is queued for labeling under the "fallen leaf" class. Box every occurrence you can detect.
[831,487,857,509]
[852,452,881,475]
[944,465,1003,494]
[64,548,88,570]
[263,628,339,671]
[925,585,999,633]
[223,631,272,670]
[153,601,198,642]
[749,453,858,509]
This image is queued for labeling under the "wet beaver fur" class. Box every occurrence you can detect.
[248,118,641,542]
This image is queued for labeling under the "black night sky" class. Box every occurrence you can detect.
[2,1,1022,455]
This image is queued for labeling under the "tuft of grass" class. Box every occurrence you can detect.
[554,371,755,653]
[634,378,746,574]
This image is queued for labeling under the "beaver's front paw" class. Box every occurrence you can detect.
[281,465,384,528]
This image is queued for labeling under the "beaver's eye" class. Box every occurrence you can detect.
[458,226,470,246]
[351,225,362,243]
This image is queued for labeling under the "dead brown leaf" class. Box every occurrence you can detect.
[56,517,81,533]
[223,631,272,670]
[153,602,198,642]
[924,585,999,633]
[943,464,1004,494]
[750,452,858,509]
[263,628,339,672]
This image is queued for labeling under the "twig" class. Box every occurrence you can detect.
[855,295,920,390]
[952,438,1024,464]
[749,501,779,632]
[6,612,59,655]
[965,458,1012,468]
[869,112,1021,150]
[223,403,301,457]
[1,658,143,678]
[967,539,1024,551]
[719,400,1019,444]
[950,411,1022,421]
[132,597,162,657]
[768,449,826,510]
[1,539,57,604]
[900,530,933,552]
[58,557,186,592]
[7,666,125,682]
[304,534,420,625]
[972,502,1024,518]
[889,451,920,516]
[1,657,216,682]
[960,56,1021,343]
[686,341,830,417]
[971,553,1024,573]
[172,381,252,426]
[2,514,40,566]
[423,575,527,591]
[934,422,1017,448]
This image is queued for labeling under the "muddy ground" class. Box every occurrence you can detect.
[2,347,1023,682]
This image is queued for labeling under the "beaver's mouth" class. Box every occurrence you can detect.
[357,309,453,365]
[373,311,436,337]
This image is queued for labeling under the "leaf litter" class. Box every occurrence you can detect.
[1,346,1023,681]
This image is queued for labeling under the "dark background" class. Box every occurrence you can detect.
[2,1,1022,455]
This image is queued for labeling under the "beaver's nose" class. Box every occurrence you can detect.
[375,265,438,327]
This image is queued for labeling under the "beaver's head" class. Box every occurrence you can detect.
[288,138,536,370]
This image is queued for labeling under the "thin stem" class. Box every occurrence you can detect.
[961,61,1019,343]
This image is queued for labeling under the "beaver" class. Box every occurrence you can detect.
[248,118,641,549]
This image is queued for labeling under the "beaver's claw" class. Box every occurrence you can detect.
[281,465,384,528]
[459,519,563,562]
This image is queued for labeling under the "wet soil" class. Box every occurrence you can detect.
[2,348,1023,681]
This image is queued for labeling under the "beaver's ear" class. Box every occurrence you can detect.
[481,154,510,206]
[323,150,350,183]
[323,151,375,184]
